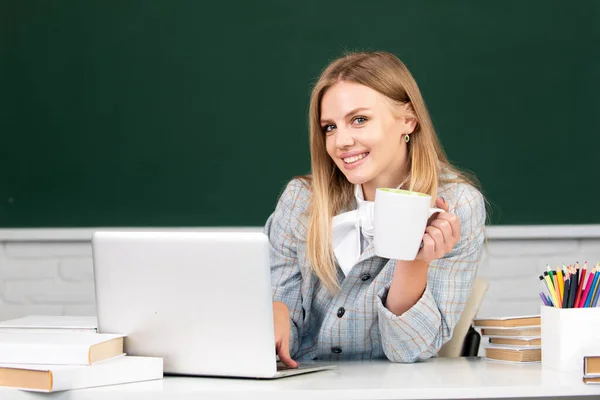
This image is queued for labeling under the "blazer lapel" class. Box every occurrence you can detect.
[357,241,378,265]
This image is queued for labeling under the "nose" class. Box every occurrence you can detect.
[335,127,355,148]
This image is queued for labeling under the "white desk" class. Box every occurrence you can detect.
[1,358,599,400]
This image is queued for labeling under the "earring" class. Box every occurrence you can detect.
[404,134,410,143]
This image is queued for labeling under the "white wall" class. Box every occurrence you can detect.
[1,227,600,322]
[478,236,600,316]
[0,240,95,319]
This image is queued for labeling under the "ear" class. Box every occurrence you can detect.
[403,102,418,134]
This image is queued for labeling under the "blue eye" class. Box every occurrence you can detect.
[353,116,367,125]
[322,124,336,133]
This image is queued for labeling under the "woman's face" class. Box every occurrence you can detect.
[320,81,415,198]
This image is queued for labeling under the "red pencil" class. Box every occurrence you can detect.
[579,270,596,308]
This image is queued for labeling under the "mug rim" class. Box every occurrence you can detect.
[377,187,429,197]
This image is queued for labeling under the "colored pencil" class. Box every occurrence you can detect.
[545,293,554,307]
[579,270,595,308]
[562,274,571,308]
[547,265,556,289]
[537,262,600,307]
[574,263,584,308]
[584,268,600,308]
[539,292,550,306]
[589,264,600,308]
[568,268,578,308]
[593,283,600,307]
[556,268,564,306]
[578,263,592,308]
[539,275,551,303]
[543,271,560,308]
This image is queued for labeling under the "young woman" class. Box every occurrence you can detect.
[264,51,486,367]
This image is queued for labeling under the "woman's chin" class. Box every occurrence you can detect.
[341,173,371,186]
[337,158,374,185]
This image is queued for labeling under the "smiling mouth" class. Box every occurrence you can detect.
[342,152,369,164]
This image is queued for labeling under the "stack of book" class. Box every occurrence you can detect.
[584,356,600,384]
[0,315,98,333]
[473,315,541,363]
[0,315,163,392]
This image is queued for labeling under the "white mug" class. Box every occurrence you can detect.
[373,188,444,260]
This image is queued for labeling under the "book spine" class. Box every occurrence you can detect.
[0,343,90,365]
[52,357,163,392]
[0,328,97,333]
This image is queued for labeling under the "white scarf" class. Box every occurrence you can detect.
[332,183,401,276]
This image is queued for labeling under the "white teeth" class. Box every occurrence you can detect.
[343,153,368,163]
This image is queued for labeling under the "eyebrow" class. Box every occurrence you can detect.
[320,107,371,125]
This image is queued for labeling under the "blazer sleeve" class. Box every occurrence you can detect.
[263,179,308,357]
[375,183,486,363]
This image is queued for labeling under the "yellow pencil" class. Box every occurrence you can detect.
[546,265,561,308]
[556,267,564,306]
[544,271,560,307]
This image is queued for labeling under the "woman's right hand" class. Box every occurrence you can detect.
[273,301,298,368]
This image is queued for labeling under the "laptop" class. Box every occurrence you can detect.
[91,230,334,379]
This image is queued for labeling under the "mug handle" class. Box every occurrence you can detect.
[429,207,445,217]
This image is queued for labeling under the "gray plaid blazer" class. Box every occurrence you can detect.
[264,177,485,362]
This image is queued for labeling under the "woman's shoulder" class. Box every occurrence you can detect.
[264,176,313,240]
[438,176,485,215]
[275,176,313,217]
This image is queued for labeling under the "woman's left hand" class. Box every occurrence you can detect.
[415,197,461,263]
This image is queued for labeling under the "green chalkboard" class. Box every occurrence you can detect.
[1,1,599,227]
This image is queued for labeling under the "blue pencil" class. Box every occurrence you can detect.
[593,275,600,307]
[545,292,554,307]
[588,264,600,307]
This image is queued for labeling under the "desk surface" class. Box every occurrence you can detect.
[1,357,599,400]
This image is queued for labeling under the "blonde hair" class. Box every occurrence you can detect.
[302,51,479,294]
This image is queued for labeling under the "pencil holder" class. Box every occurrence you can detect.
[541,305,600,371]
